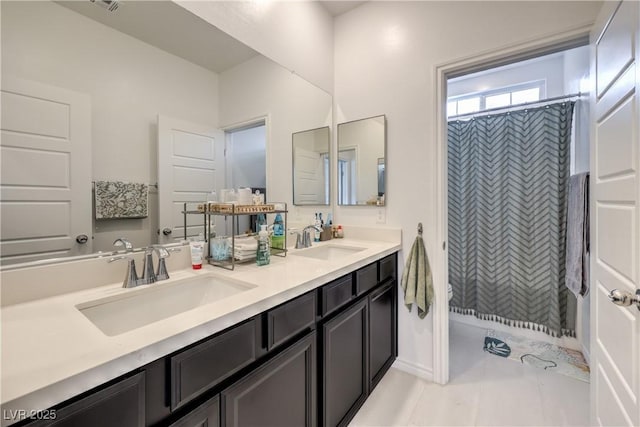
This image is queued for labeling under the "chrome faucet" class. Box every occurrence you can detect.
[109,238,139,288]
[139,247,157,285]
[109,239,180,288]
[298,225,321,249]
[155,245,181,281]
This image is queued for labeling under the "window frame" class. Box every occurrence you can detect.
[447,80,546,117]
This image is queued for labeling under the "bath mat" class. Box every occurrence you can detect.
[484,329,590,383]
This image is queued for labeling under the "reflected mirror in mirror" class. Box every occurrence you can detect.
[337,115,386,206]
[0,0,332,266]
[292,127,330,205]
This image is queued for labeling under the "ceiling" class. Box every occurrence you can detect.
[319,1,367,17]
[57,0,367,75]
[57,1,259,74]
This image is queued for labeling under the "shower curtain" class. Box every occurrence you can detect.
[448,101,576,337]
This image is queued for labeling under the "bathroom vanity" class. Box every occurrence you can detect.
[1,231,400,427]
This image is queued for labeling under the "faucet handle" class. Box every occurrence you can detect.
[153,245,178,281]
[113,238,133,253]
[109,255,139,288]
[138,247,156,285]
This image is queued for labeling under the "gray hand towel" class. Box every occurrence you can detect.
[95,181,149,219]
[401,235,434,319]
[565,173,589,297]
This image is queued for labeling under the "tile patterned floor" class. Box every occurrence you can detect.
[349,321,590,426]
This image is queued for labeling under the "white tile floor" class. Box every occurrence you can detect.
[349,321,590,426]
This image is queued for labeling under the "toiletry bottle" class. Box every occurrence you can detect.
[190,233,205,269]
[208,224,216,258]
[206,190,217,212]
[314,213,321,242]
[256,224,271,266]
[256,213,266,233]
[272,213,285,250]
[337,225,344,238]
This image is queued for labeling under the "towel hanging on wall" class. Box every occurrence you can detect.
[401,223,434,319]
[565,172,590,297]
[94,180,149,219]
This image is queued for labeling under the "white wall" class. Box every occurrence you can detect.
[334,0,602,379]
[1,1,219,252]
[175,0,334,94]
[218,54,332,223]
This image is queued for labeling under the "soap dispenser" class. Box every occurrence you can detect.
[256,224,271,266]
[272,213,285,250]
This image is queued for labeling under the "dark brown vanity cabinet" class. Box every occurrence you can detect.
[368,279,397,390]
[16,252,397,427]
[168,396,219,427]
[321,299,369,427]
[24,372,145,427]
[321,253,398,427]
[222,331,316,427]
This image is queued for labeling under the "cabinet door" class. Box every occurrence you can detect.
[169,395,219,427]
[25,372,145,427]
[171,318,260,410]
[368,280,397,390]
[322,299,368,427]
[222,331,316,427]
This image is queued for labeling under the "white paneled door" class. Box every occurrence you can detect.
[591,1,640,426]
[0,77,92,264]
[293,146,325,204]
[157,115,224,244]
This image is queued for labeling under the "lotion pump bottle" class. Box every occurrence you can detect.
[256,224,271,266]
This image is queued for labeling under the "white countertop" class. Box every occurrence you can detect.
[0,234,400,424]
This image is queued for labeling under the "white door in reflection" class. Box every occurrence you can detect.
[338,149,357,205]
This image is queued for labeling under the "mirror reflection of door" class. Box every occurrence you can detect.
[292,126,330,205]
[336,115,386,206]
[226,122,266,234]
[338,148,357,205]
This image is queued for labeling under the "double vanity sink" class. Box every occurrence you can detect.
[77,244,367,337]
[77,276,258,337]
[1,234,400,426]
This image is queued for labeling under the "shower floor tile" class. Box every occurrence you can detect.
[349,321,590,427]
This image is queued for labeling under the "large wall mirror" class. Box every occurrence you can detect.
[337,115,386,206]
[0,0,331,266]
[292,127,330,205]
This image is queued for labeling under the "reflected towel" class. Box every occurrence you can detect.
[401,234,434,319]
[94,181,148,219]
[565,173,590,297]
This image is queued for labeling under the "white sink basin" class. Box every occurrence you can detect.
[291,244,366,261]
[77,276,256,336]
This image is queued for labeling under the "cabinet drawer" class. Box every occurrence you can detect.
[26,372,145,427]
[355,263,378,296]
[379,254,396,283]
[320,274,354,317]
[268,291,316,350]
[170,318,259,410]
[169,395,219,427]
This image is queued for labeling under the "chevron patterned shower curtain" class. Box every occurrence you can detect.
[448,101,576,337]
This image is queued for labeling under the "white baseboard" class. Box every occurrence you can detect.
[392,358,434,382]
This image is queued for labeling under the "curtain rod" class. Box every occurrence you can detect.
[448,92,583,121]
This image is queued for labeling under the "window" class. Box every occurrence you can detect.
[447,81,544,117]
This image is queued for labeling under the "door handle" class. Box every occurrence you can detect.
[76,234,89,244]
[162,228,172,236]
[608,289,640,311]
